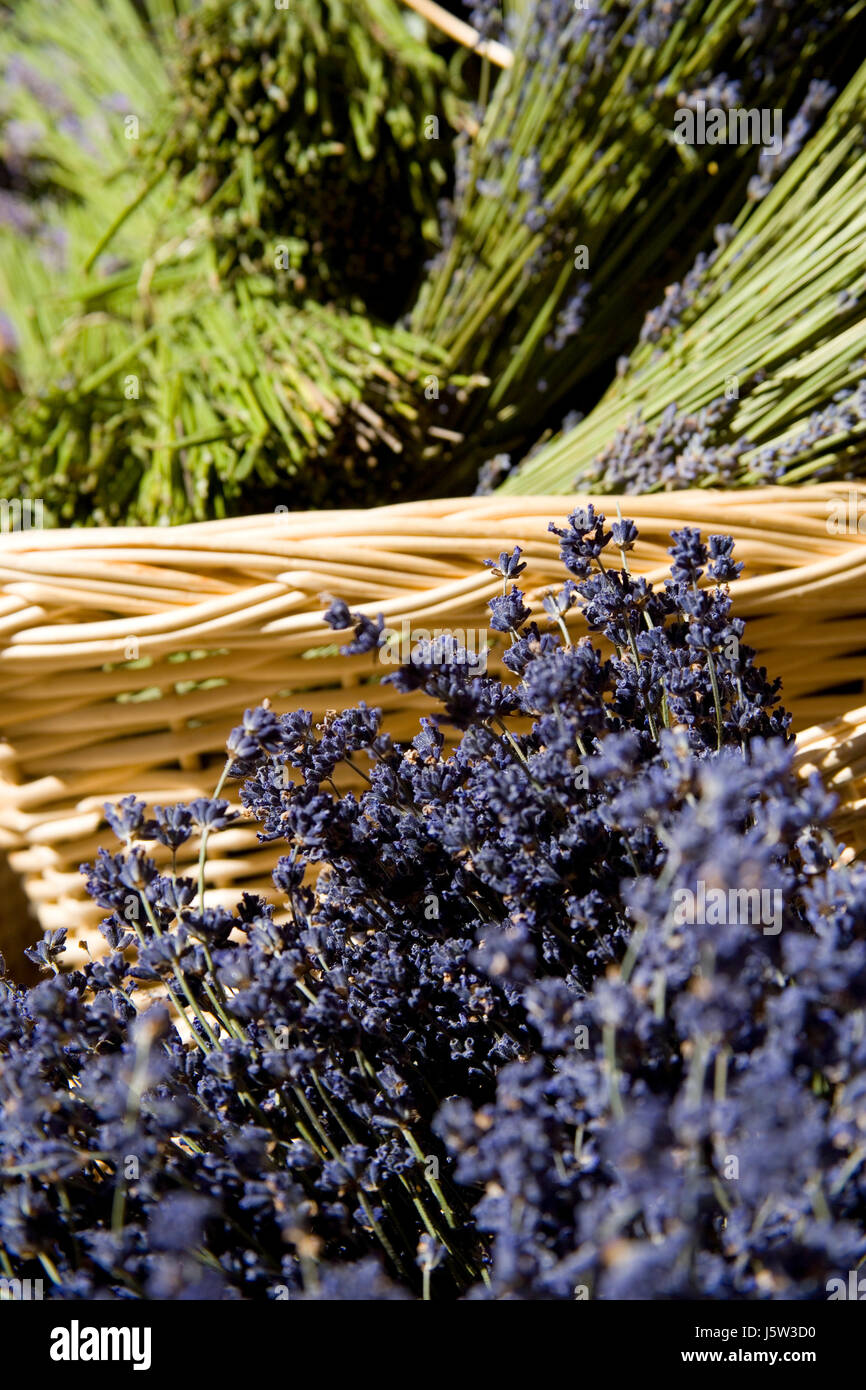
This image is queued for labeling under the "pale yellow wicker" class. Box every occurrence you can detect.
[0,484,864,966]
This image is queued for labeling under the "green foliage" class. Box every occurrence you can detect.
[0,0,465,524]
[161,0,455,317]
[2,0,866,521]
[504,59,866,495]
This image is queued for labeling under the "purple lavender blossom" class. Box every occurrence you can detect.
[1,513,863,1302]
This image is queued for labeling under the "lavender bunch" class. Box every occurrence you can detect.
[0,278,454,524]
[2,514,864,1299]
[411,0,864,488]
[0,0,467,521]
[504,56,866,495]
[155,0,458,320]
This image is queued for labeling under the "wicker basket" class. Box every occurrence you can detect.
[0,484,864,966]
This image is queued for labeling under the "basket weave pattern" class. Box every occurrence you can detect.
[0,486,864,962]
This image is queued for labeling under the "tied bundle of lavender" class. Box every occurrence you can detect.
[1,276,453,523]
[0,0,466,522]
[0,0,181,250]
[2,513,864,1299]
[412,0,866,489]
[156,0,457,319]
[5,0,866,518]
[503,55,866,495]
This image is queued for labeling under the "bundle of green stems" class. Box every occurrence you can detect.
[410,0,866,488]
[0,0,462,523]
[502,56,866,496]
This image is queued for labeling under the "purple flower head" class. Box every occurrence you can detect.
[484,547,526,581]
[541,581,578,620]
[227,706,285,761]
[488,588,531,633]
[324,598,352,631]
[187,797,238,832]
[325,599,385,655]
[140,804,194,851]
[611,518,639,552]
[341,613,386,657]
[549,505,611,577]
[103,795,147,842]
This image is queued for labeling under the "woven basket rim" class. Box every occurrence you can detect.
[1,483,864,953]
